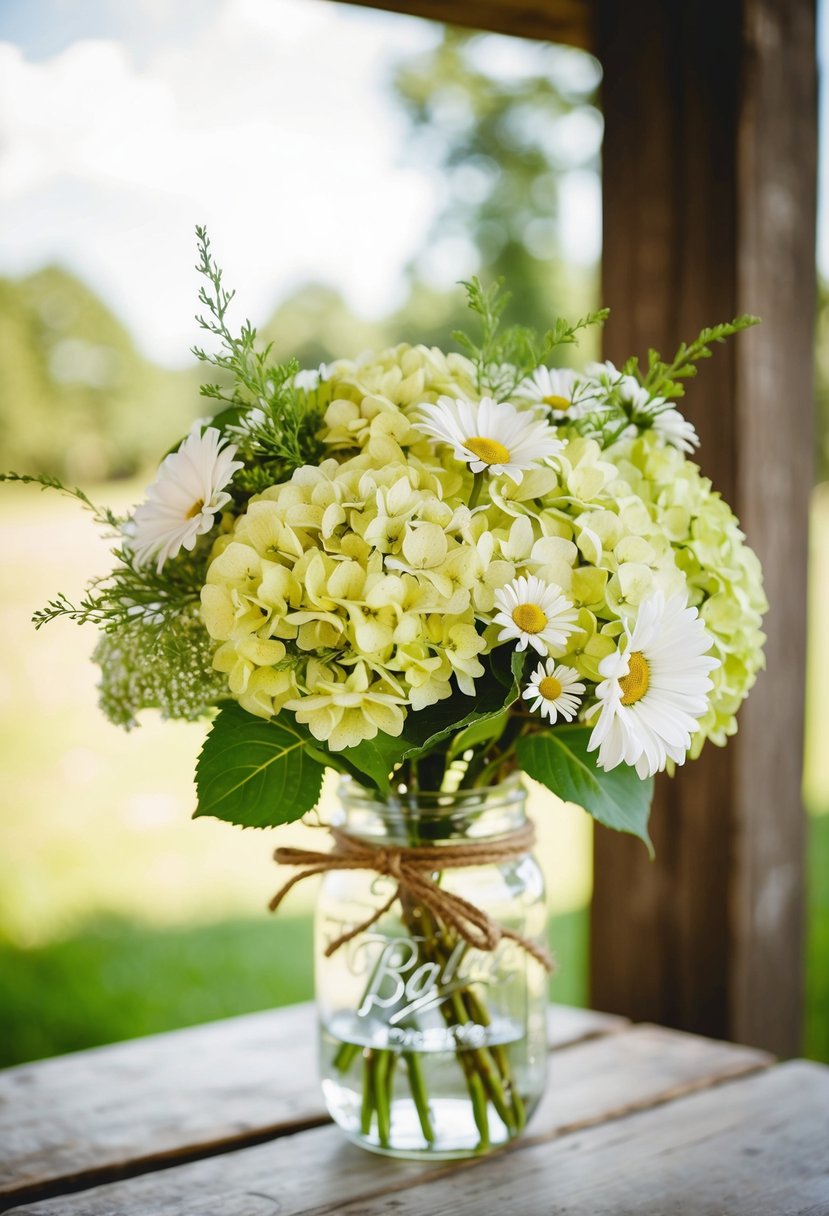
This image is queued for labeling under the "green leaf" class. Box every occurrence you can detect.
[195,704,324,828]
[447,709,510,761]
[345,647,527,791]
[517,727,654,854]
[338,733,404,794]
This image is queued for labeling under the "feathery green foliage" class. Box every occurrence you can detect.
[192,226,324,481]
[452,276,608,396]
[631,315,761,400]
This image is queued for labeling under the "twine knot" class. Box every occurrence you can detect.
[269,821,553,972]
[375,846,404,881]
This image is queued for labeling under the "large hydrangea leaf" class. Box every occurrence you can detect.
[517,727,654,853]
[195,704,325,828]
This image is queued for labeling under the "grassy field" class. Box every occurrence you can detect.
[0,481,826,1066]
[0,908,588,1069]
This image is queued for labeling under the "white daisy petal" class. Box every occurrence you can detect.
[130,426,243,573]
[587,591,720,777]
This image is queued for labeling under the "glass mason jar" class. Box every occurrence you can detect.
[317,773,548,1159]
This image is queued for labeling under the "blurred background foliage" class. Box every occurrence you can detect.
[0,267,199,483]
[0,18,826,1067]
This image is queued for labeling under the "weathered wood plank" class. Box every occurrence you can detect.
[4,1026,771,1214]
[319,1062,829,1216]
[334,0,595,50]
[0,1003,622,1204]
[592,0,816,1055]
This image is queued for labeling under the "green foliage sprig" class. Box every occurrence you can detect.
[31,542,205,634]
[192,226,324,479]
[628,315,761,400]
[0,472,123,531]
[452,277,609,397]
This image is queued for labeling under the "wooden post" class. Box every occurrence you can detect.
[592,0,817,1054]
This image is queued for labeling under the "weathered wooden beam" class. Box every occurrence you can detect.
[334,0,595,50]
[592,0,816,1056]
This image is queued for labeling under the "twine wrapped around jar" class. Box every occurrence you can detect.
[269,820,554,971]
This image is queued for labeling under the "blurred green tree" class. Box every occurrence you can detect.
[389,27,602,347]
[0,267,200,482]
[260,282,391,367]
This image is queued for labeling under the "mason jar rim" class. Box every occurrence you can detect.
[336,771,527,819]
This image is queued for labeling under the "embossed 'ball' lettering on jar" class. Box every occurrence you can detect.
[316,774,549,1159]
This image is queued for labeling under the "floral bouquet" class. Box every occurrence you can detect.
[4,228,766,1156]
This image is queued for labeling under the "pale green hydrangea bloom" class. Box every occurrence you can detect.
[198,343,765,756]
[609,433,767,751]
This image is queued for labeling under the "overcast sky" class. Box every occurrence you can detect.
[0,0,824,368]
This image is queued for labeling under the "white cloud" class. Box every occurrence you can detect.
[0,0,440,364]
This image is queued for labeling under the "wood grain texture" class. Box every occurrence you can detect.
[591,0,816,1055]
[324,1061,829,1215]
[3,1025,772,1215]
[0,1003,622,1205]
[331,0,595,49]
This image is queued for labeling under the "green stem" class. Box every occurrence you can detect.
[465,1069,491,1152]
[374,1050,393,1147]
[473,742,517,789]
[404,1052,436,1143]
[468,470,486,510]
[333,1040,360,1073]
[449,988,516,1134]
[361,1050,375,1136]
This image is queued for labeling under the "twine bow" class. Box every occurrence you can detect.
[269,821,553,972]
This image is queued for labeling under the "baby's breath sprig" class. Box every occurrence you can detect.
[94,611,227,729]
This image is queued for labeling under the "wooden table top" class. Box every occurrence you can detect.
[1,1003,827,1215]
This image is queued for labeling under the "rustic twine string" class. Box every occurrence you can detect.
[269,821,554,972]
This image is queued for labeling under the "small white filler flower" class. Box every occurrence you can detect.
[493,575,578,657]
[131,426,243,572]
[587,591,720,779]
[523,660,585,723]
[415,395,562,485]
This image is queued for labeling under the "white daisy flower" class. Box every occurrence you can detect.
[515,366,606,423]
[587,592,720,779]
[523,660,585,723]
[585,360,625,388]
[650,407,700,453]
[493,575,579,656]
[515,366,579,418]
[414,395,563,485]
[614,376,700,454]
[131,426,243,573]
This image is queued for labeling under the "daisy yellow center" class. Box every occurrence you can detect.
[543,394,570,411]
[186,498,205,519]
[538,675,562,701]
[465,435,511,466]
[619,651,650,706]
[512,603,547,634]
